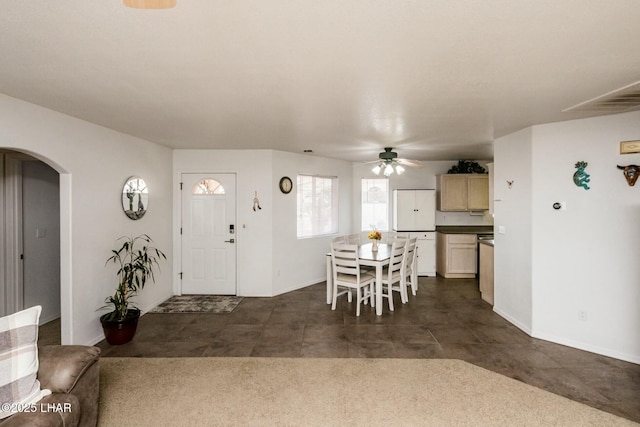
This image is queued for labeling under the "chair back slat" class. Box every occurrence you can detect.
[385,232,408,243]
[331,242,360,280]
[346,233,362,244]
[387,241,407,275]
[387,237,406,247]
[405,238,417,270]
[332,235,347,244]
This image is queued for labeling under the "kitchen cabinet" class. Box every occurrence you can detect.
[436,232,476,278]
[479,241,494,305]
[409,231,436,276]
[392,190,435,231]
[436,174,489,211]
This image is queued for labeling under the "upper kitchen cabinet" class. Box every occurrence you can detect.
[392,189,436,231]
[436,174,489,211]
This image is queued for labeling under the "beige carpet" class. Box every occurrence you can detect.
[99,358,636,426]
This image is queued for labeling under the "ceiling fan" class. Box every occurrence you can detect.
[368,147,423,177]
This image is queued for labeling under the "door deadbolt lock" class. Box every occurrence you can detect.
[224,238,235,244]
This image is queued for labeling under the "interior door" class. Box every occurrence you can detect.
[181,173,236,295]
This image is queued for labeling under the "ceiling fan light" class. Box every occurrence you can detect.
[383,164,394,177]
[123,0,176,9]
[372,164,382,175]
[395,165,405,175]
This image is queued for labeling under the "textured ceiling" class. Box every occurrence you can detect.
[1,1,640,163]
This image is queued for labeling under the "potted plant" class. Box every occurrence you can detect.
[100,234,166,345]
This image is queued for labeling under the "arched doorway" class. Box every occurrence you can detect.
[1,149,69,344]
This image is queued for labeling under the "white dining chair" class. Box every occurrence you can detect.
[404,238,418,297]
[330,242,375,316]
[380,241,408,310]
[387,234,408,246]
[330,236,351,302]
[346,233,362,244]
[385,236,410,304]
[386,231,409,244]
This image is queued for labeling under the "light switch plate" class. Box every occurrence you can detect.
[498,226,506,235]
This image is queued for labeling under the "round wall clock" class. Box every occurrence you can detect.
[279,176,293,194]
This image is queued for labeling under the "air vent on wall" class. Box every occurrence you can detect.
[563,80,640,113]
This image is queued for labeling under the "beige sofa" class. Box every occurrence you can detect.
[0,346,100,427]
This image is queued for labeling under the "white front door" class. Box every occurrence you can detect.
[181,173,236,295]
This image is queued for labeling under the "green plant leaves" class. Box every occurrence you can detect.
[447,160,487,174]
[103,234,166,320]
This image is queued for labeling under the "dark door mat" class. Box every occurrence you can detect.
[149,295,243,314]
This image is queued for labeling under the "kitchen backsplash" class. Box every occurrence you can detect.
[435,210,494,226]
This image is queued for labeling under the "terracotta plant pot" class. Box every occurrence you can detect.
[100,309,140,345]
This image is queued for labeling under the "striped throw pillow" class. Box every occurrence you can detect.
[0,305,51,419]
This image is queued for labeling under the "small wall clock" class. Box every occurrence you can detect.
[279,176,293,194]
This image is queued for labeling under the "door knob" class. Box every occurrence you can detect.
[224,238,235,243]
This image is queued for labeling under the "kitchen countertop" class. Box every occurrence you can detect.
[435,226,494,234]
[479,239,494,247]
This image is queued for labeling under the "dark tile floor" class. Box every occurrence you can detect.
[42,277,640,423]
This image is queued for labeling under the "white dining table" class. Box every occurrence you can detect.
[326,242,391,316]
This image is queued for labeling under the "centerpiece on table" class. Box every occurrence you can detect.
[368,228,382,252]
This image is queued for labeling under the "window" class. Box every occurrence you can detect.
[297,174,338,238]
[192,179,225,195]
[361,178,388,231]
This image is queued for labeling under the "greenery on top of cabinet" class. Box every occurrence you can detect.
[447,160,487,174]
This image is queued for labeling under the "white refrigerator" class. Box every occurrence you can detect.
[392,189,436,276]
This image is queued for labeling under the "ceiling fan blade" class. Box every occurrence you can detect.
[396,158,423,168]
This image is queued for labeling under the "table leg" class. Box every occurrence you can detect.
[376,263,383,315]
[326,255,332,304]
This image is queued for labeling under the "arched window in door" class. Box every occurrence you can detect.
[192,178,225,195]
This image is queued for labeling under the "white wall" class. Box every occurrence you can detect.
[174,150,353,297]
[173,150,275,297]
[272,151,353,295]
[492,128,534,334]
[0,94,173,345]
[352,160,493,231]
[530,111,640,363]
[494,111,640,363]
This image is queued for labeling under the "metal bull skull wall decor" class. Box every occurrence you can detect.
[617,164,640,186]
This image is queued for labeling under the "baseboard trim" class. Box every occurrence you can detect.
[140,292,174,314]
[494,307,640,365]
[273,278,324,297]
[493,307,532,335]
[88,333,105,347]
[87,293,173,347]
[531,330,640,365]
[39,312,61,326]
